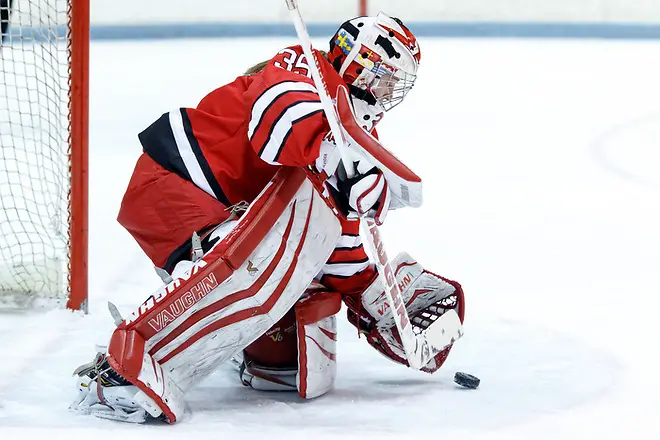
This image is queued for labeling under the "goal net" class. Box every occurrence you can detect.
[0,0,87,310]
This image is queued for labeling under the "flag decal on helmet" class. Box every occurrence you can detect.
[335,29,355,55]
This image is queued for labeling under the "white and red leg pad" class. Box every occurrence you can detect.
[344,252,465,374]
[237,283,341,399]
[294,288,341,399]
[106,168,342,423]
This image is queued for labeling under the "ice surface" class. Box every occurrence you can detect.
[1,37,659,439]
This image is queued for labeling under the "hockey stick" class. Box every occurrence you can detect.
[284,0,463,370]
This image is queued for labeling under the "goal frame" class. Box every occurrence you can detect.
[67,0,90,311]
[359,0,367,16]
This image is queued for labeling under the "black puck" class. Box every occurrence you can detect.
[454,372,480,389]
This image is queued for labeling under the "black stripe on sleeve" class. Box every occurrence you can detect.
[250,81,293,114]
[250,80,293,141]
[272,109,324,163]
[256,100,323,158]
[179,109,231,207]
[250,81,321,140]
[251,89,320,142]
[138,112,192,182]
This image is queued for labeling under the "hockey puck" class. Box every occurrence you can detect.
[454,372,480,389]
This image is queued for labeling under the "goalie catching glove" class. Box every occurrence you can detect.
[343,252,465,373]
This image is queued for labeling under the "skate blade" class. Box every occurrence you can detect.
[70,401,148,423]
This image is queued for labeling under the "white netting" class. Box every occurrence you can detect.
[0,0,70,307]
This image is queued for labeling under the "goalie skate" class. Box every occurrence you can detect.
[69,350,154,423]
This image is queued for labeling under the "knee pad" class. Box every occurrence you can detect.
[239,283,341,399]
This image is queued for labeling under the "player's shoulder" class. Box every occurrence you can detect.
[197,74,253,112]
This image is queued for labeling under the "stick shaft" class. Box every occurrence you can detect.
[285,0,355,178]
[285,0,423,368]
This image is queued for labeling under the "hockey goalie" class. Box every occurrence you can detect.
[70,13,466,423]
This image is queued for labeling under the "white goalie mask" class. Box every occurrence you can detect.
[329,12,421,131]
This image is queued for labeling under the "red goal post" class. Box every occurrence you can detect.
[68,0,90,312]
[0,0,89,312]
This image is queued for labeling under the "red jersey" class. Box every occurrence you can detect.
[123,45,376,295]
[137,46,344,207]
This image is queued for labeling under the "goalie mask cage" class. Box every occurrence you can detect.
[0,0,88,311]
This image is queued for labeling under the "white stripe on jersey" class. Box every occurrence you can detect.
[169,109,215,198]
[320,260,370,278]
[336,234,362,249]
[258,101,323,165]
[248,81,319,139]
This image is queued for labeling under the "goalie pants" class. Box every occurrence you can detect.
[117,153,377,375]
[118,153,233,272]
[119,153,376,290]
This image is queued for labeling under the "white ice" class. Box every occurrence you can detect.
[1,37,659,440]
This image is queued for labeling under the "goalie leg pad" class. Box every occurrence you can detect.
[237,283,341,399]
[107,168,342,423]
[294,288,341,399]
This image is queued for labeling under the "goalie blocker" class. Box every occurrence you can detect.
[82,168,341,423]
